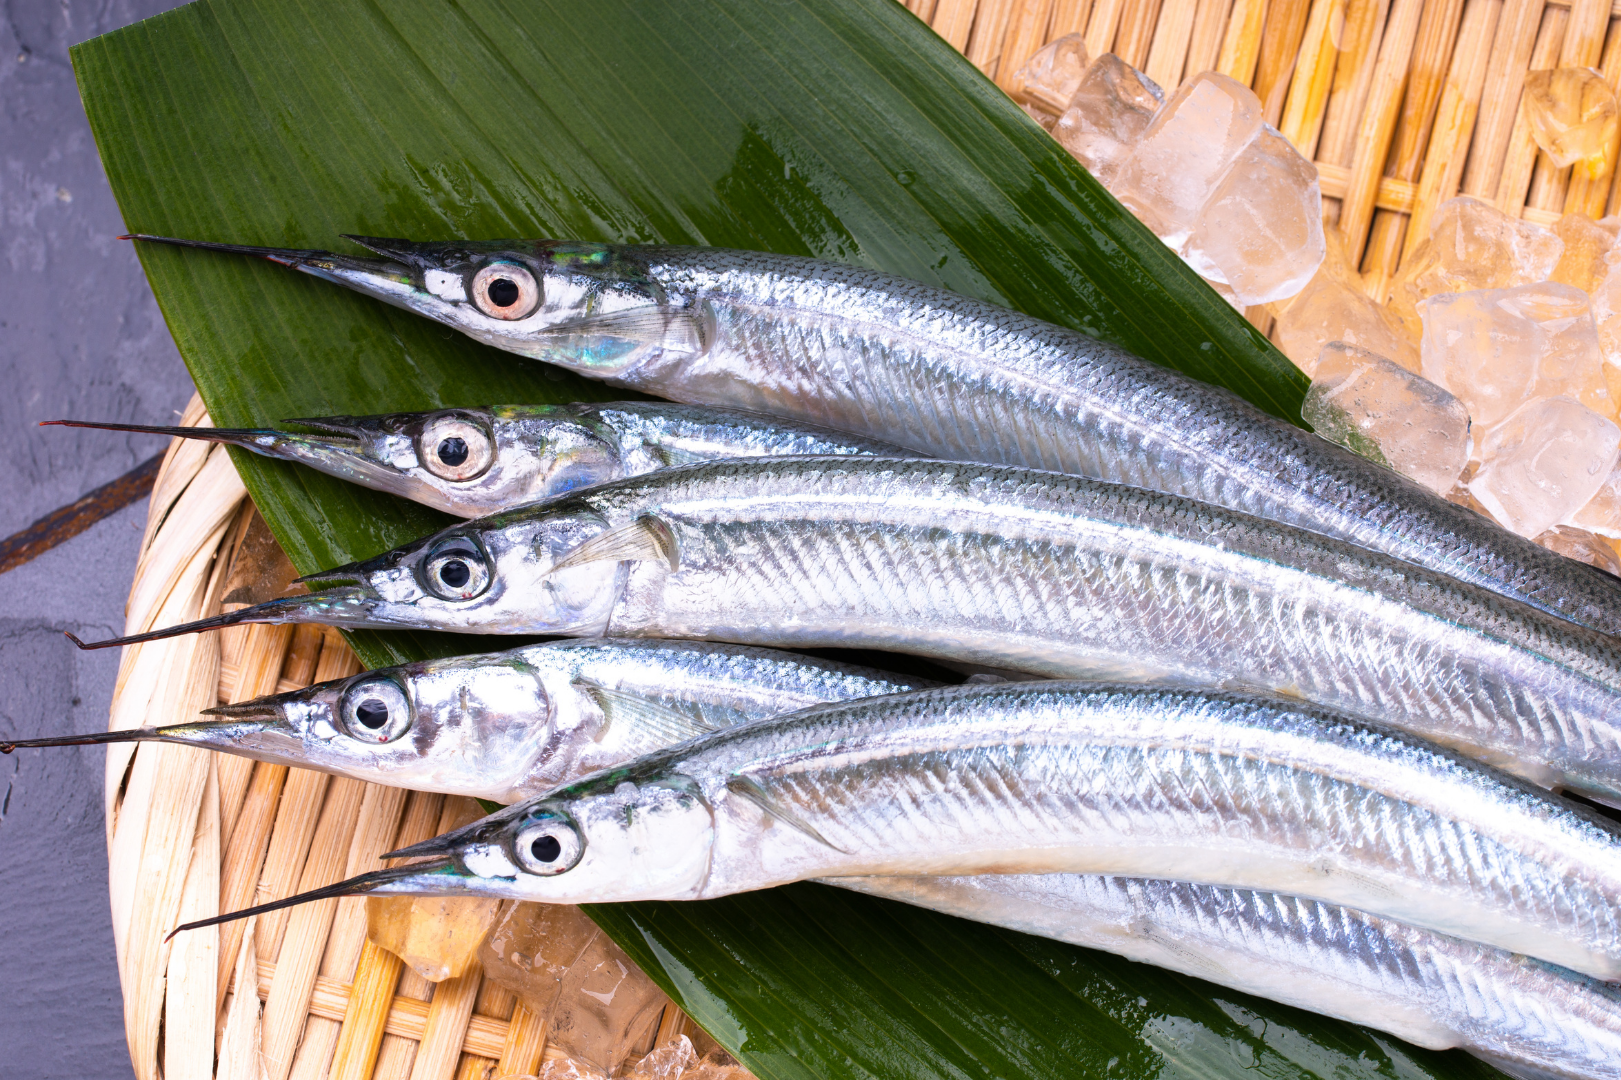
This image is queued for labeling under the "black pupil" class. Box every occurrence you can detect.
[439,559,471,589]
[355,698,390,730]
[532,834,563,863]
[487,278,521,307]
[437,437,470,466]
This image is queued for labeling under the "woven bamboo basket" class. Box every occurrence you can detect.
[108,2,1621,1077]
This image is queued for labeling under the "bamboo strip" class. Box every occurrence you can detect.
[1568,15,1621,212]
[495,1003,548,1078]
[1145,0,1200,84]
[998,0,1059,90]
[1361,0,1470,291]
[1405,0,1505,252]
[1525,0,1600,213]
[1256,0,1318,121]
[1317,0,1394,168]
[217,922,262,1080]
[1342,0,1428,262]
[215,760,289,1013]
[165,763,219,1080]
[332,943,408,1080]
[932,0,979,49]
[1463,0,1549,194]
[261,776,367,1080]
[1049,0,1096,34]
[1496,3,1570,213]
[1086,0,1130,59]
[408,969,485,1080]
[1216,0,1268,80]
[1278,0,1346,155]
[255,766,332,964]
[1116,0,1167,64]
[968,0,1018,73]
[1185,0,1238,76]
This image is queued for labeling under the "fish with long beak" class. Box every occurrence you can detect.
[58,455,1621,806]
[47,402,906,518]
[124,232,1621,636]
[3,638,933,803]
[169,681,1621,981]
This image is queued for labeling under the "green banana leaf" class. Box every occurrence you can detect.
[71,1,1495,1077]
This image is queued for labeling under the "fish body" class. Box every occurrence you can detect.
[52,401,906,518]
[841,873,1621,1078]
[63,638,931,804]
[371,681,1621,982]
[104,457,1621,803]
[131,235,1621,635]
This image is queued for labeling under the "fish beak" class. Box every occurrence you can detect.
[41,418,409,482]
[1,708,296,756]
[123,233,433,313]
[164,857,469,941]
[63,584,380,651]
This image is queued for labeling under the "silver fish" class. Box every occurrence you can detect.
[183,681,1621,982]
[839,873,1621,1079]
[124,234,1621,635]
[47,402,905,518]
[3,638,932,804]
[72,456,1621,805]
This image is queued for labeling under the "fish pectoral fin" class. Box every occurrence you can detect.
[551,515,678,573]
[724,774,847,853]
[552,307,708,355]
[572,680,717,745]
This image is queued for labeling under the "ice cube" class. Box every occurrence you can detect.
[1523,68,1621,178]
[1273,229,1420,376]
[1534,524,1621,574]
[365,893,500,983]
[1112,71,1264,247]
[1388,197,1563,338]
[1565,458,1621,536]
[479,901,669,1077]
[1469,396,1621,538]
[1551,212,1619,293]
[1419,283,1612,429]
[1014,33,1091,115]
[1183,125,1325,305]
[1052,54,1165,190]
[1302,342,1470,494]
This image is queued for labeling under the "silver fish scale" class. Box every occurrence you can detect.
[630,247,1621,635]
[684,683,1621,974]
[843,873,1621,1074]
[592,457,1621,797]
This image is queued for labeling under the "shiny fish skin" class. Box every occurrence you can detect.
[368,681,1621,981]
[105,457,1621,804]
[127,235,1621,635]
[839,873,1621,1079]
[52,401,906,518]
[23,638,931,804]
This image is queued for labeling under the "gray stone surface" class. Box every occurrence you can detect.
[2,1,196,1075]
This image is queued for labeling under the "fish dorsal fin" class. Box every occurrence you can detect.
[551,515,678,574]
[725,774,847,852]
[552,307,708,355]
[572,680,716,746]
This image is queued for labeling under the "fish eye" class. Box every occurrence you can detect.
[470,262,540,320]
[339,678,412,743]
[514,816,583,874]
[418,415,493,482]
[422,536,492,601]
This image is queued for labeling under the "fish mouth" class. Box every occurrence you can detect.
[63,586,381,650]
[1,710,295,755]
[123,233,434,310]
[164,857,467,941]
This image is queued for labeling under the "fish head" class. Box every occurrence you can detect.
[269,406,623,517]
[126,234,699,382]
[294,499,628,635]
[199,650,564,797]
[389,771,716,903]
